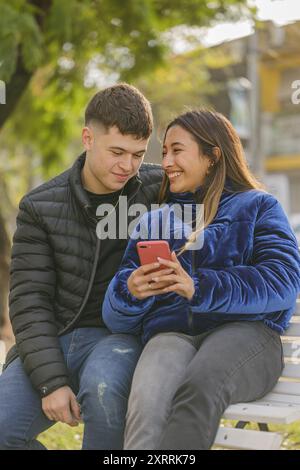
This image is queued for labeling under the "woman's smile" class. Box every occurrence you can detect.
[166,171,184,182]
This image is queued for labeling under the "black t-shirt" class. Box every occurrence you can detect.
[77,188,129,328]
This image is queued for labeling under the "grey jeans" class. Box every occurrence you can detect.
[124,321,284,450]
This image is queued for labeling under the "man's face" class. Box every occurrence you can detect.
[82,124,149,194]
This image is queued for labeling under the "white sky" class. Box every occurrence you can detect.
[202,0,300,46]
[168,0,300,52]
[254,0,300,24]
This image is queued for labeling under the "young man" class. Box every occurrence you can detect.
[0,83,163,449]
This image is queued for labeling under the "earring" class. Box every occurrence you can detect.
[206,162,214,176]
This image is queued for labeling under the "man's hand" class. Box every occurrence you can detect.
[42,385,82,427]
[127,262,175,299]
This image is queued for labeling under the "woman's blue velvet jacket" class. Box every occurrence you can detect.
[102,184,300,345]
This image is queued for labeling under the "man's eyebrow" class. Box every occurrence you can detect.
[108,146,125,151]
[108,146,146,154]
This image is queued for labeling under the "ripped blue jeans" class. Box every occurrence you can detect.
[0,328,142,450]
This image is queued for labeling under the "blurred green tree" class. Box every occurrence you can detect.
[0,0,252,130]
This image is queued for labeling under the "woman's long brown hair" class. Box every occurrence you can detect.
[158,109,266,253]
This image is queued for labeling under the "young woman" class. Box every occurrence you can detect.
[102,110,300,450]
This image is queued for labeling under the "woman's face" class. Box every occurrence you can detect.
[162,125,211,193]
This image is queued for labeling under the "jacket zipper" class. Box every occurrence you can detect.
[59,237,101,335]
[188,250,196,331]
[58,182,142,336]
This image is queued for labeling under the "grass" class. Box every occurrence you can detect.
[264,422,300,450]
[38,423,84,450]
[37,421,300,450]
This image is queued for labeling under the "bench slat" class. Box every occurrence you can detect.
[272,380,300,396]
[281,363,300,379]
[261,392,300,405]
[223,401,300,424]
[282,342,300,358]
[214,427,282,450]
[283,323,300,337]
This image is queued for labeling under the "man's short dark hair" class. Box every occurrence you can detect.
[85,83,153,139]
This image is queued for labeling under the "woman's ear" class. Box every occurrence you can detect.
[212,147,221,162]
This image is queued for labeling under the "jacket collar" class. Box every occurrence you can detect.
[166,176,236,206]
[168,191,197,205]
[69,152,142,213]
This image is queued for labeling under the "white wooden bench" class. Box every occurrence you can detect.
[214,298,300,450]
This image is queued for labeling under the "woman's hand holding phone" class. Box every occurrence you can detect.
[128,242,195,300]
[152,251,195,300]
[127,262,175,300]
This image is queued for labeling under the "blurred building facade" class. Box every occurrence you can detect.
[207,21,300,219]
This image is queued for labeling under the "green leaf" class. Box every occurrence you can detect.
[0,36,18,82]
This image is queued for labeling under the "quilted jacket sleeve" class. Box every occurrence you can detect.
[189,194,300,314]
[9,196,70,397]
[102,216,155,335]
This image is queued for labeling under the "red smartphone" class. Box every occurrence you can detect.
[137,240,172,273]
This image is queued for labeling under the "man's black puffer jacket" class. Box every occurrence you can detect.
[6,153,163,397]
